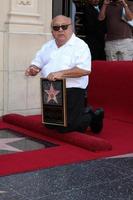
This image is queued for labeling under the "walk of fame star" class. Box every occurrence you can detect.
[0,137,25,152]
[45,83,60,104]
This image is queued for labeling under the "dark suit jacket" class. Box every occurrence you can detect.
[83,3,106,60]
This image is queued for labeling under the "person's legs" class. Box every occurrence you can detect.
[117,38,133,61]
[105,39,133,61]
[105,41,118,61]
[57,88,88,133]
[57,88,104,134]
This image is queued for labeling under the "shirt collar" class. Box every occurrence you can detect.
[65,33,76,46]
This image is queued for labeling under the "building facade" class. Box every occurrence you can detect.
[0,0,53,116]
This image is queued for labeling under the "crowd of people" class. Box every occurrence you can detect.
[98,0,133,61]
[75,0,133,61]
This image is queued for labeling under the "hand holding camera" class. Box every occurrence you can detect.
[103,0,111,5]
[118,0,128,8]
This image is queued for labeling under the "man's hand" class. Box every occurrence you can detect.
[47,71,64,81]
[25,65,40,76]
[98,0,110,20]
[103,0,110,5]
[46,67,90,81]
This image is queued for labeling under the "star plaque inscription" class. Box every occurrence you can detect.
[41,78,67,126]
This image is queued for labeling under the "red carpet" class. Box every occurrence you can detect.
[1,61,133,176]
[0,113,133,176]
[90,61,133,123]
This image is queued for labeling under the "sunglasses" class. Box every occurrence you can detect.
[52,24,71,31]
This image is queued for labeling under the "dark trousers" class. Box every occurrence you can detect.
[46,88,92,133]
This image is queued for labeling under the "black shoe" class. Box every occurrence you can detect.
[90,108,104,134]
[84,106,93,114]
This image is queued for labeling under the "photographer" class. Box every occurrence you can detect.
[98,0,133,61]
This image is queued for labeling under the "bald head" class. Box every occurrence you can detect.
[51,15,72,27]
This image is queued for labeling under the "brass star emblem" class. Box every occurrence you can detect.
[45,84,60,104]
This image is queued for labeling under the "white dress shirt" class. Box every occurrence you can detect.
[31,34,91,89]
